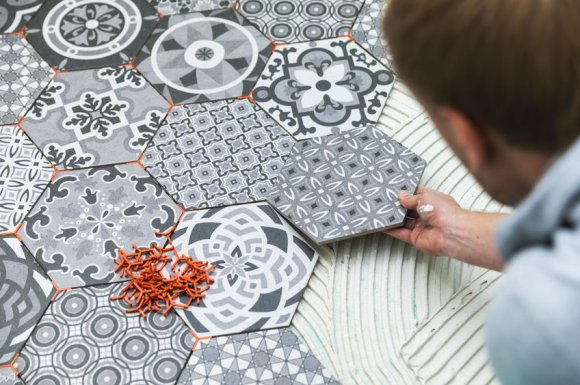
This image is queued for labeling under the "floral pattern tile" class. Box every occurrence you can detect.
[143,99,295,210]
[148,0,233,15]
[22,66,169,170]
[18,163,180,288]
[171,202,319,337]
[238,0,361,43]
[268,126,426,244]
[0,34,52,125]
[178,328,340,384]
[135,9,272,105]
[0,0,44,33]
[0,236,54,365]
[19,283,194,385]
[351,0,392,67]
[0,126,53,233]
[25,0,158,71]
[253,37,395,140]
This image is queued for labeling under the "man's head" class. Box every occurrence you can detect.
[384,0,580,205]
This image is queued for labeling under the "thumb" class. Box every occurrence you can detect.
[398,190,420,210]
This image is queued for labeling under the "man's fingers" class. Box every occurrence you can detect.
[403,218,417,230]
[384,227,413,244]
[398,190,421,210]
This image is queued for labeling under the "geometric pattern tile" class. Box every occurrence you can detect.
[253,37,395,140]
[171,202,319,337]
[0,0,43,33]
[18,163,180,288]
[238,0,362,43]
[268,126,426,244]
[0,126,53,233]
[135,9,272,105]
[22,66,169,170]
[351,0,392,68]
[0,236,54,365]
[19,283,194,385]
[25,0,159,71]
[177,328,340,385]
[0,34,52,125]
[143,99,295,210]
[0,367,23,385]
[148,0,233,15]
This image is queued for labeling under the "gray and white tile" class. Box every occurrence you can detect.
[148,0,233,15]
[0,0,43,33]
[351,0,392,67]
[0,367,23,385]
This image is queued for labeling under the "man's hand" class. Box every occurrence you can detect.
[385,188,506,271]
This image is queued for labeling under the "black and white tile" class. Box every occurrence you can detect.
[351,0,392,67]
[148,0,233,15]
[0,0,44,33]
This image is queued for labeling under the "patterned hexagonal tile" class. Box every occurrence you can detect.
[18,163,180,288]
[148,0,233,15]
[143,99,295,210]
[238,0,361,43]
[268,126,426,244]
[170,202,319,337]
[18,283,194,385]
[253,37,395,140]
[178,328,340,384]
[0,34,52,125]
[351,0,392,67]
[22,66,169,170]
[135,9,272,105]
[0,0,43,33]
[0,126,53,234]
[0,367,23,385]
[0,236,54,365]
[25,0,158,71]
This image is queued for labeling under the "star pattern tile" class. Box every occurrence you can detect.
[351,0,392,67]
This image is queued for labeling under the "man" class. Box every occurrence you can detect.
[381,1,580,384]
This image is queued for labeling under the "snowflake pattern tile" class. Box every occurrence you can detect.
[0,126,53,233]
[18,163,180,288]
[253,37,395,140]
[268,126,426,244]
[148,0,233,15]
[351,0,392,67]
[19,283,194,385]
[25,0,159,71]
[135,9,272,105]
[0,367,23,385]
[22,66,169,170]
[238,0,361,43]
[171,202,319,337]
[178,328,340,385]
[0,0,43,33]
[0,34,52,125]
[0,237,54,365]
[143,99,295,210]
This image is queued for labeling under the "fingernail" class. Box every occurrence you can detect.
[418,204,434,214]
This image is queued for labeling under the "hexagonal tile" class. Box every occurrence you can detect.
[253,37,395,140]
[0,367,23,385]
[0,0,43,33]
[135,9,272,105]
[18,283,194,385]
[170,202,319,337]
[0,236,54,365]
[143,99,295,210]
[351,0,392,67]
[238,0,362,43]
[177,328,340,384]
[25,0,158,71]
[19,163,180,288]
[22,66,169,170]
[0,126,53,234]
[0,34,52,125]
[148,0,233,15]
[268,126,426,244]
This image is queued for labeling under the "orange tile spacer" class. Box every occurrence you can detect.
[232,0,238,11]
[0,223,23,239]
[190,328,211,351]
[270,39,286,53]
[0,353,21,376]
[50,281,71,301]
[237,88,256,104]
[49,165,68,181]
[156,8,165,19]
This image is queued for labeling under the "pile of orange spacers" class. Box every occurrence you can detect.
[110,226,215,317]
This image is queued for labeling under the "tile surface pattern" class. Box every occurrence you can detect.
[0,237,54,365]
[0,367,23,385]
[143,99,295,210]
[269,126,426,244]
[148,0,233,15]
[171,203,319,337]
[19,163,180,288]
[0,126,53,233]
[25,0,158,71]
[178,328,340,385]
[135,9,272,105]
[351,0,392,67]
[253,37,394,140]
[19,283,194,385]
[0,0,43,33]
[0,34,52,125]
[23,66,168,169]
[238,0,361,43]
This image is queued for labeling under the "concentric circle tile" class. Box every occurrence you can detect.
[0,0,43,33]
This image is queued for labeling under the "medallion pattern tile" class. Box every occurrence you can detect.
[0,0,44,33]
